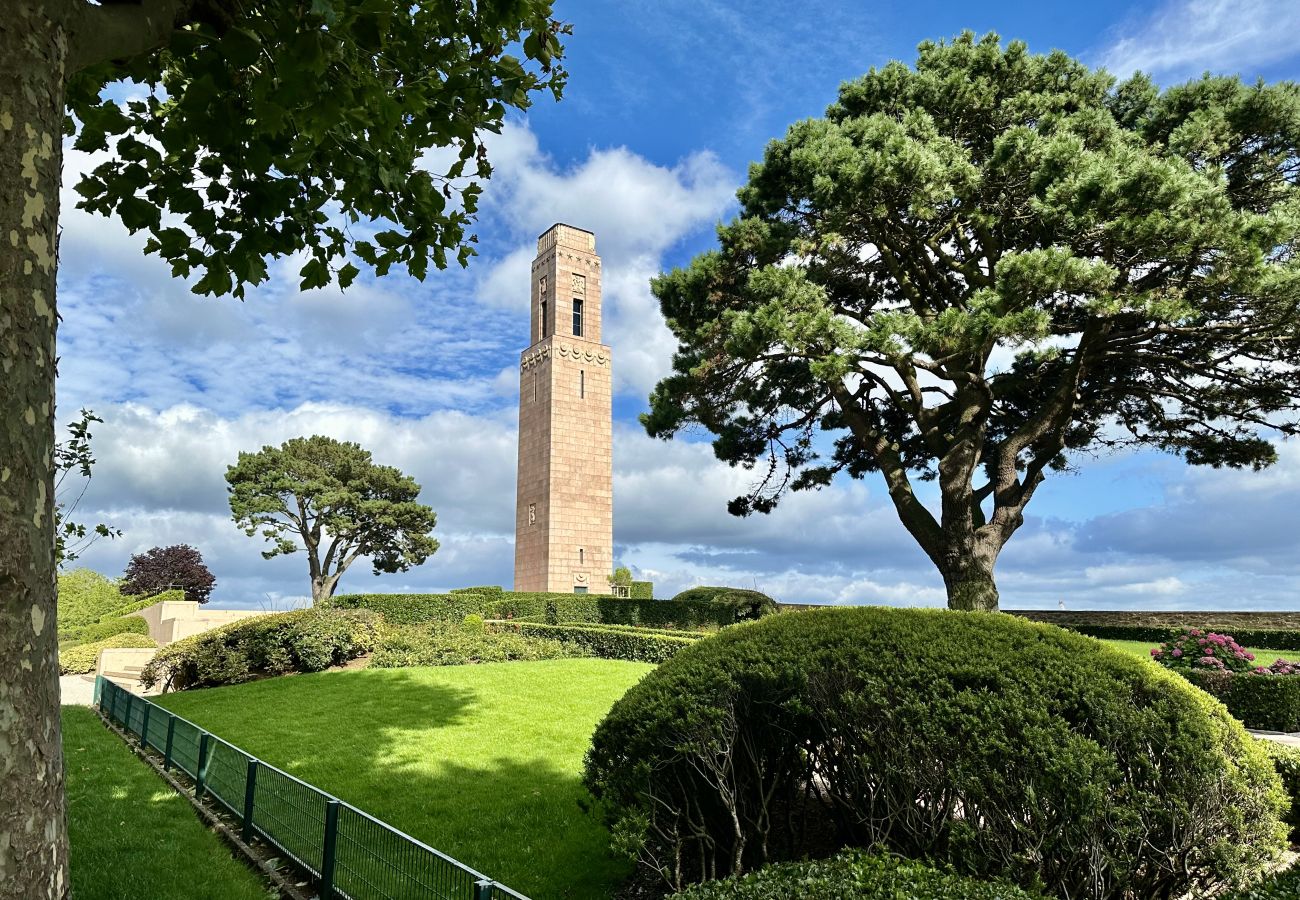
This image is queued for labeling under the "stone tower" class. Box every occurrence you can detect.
[514,224,613,593]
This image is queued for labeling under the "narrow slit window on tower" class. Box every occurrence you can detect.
[579,369,585,398]
[572,298,583,337]
[540,299,548,338]
[579,547,584,564]
[533,373,537,402]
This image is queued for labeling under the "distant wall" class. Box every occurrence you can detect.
[137,600,268,645]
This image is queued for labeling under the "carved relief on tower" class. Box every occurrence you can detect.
[571,273,585,296]
[520,345,552,371]
[554,342,609,365]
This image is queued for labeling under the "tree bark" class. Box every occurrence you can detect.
[939,552,1001,612]
[0,5,71,899]
[310,573,341,605]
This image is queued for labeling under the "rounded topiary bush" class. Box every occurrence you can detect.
[672,850,1042,900]
[583,607,1286,899]
[670,586,778,620]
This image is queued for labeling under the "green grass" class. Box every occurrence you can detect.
[63,706,271,900]
[157,658,654,900]
[1101,639,1300,668]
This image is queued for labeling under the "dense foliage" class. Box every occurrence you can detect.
[120,544,216,604]
[643,33,1300,611]
[369,621,579,668]
[584,608,1285,897]
[1259,741,1300,845]
[1220,865,1300,900]
[140,607,379,690]
[670,586,777,620]
[56,568,131,631]
[501,622,700,663]
[58,633,157,675]
[672,850,1042,900]
[227,436,439,603]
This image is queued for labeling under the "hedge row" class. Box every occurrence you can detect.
[58,632,157,675]
[141,607,380,691]
[370,622,580,668]
[1188,670,1300,732]
[672,850,1041,900]
[1221,865,1300,900]
[329,592,739,630]
[59,614,150,647]
[1260,741,1300,845]
[1072,624,1300,651]
[630,581,653,600]
[496,621,700,663]
[1007,612,1300,650]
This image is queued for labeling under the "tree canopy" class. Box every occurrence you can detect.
[121,543,216,603]
[227,435,439,603]
[644,33,1300,611]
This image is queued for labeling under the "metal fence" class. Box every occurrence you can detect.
[95,676,533,900]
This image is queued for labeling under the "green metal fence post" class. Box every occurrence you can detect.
[93,675,103,708]
[140,702,151,750]
[475,879,494,900]
[163,715,176,772]
[195,732,210,800]
[320,799,340,900]
[241,759,259,842]
[125,692,134,734]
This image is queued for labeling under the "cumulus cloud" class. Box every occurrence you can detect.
[1097,0,1300,80]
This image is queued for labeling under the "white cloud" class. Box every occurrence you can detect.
[1097,0,1300,80]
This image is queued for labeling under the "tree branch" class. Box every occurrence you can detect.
[68,0,194,73]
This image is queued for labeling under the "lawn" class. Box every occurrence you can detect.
[156,658,653,900]
[1102,639,1300,668]
[63,706,271,900]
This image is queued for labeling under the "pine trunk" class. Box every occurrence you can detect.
[0,5,71,899]
[940,554,1001,612]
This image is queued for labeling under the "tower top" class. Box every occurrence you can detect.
[537,223,596,254]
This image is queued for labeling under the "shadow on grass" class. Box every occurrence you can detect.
[157,662,640,900]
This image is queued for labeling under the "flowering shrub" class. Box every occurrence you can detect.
[1150,629,1257,673]
[1252,657,1300,676]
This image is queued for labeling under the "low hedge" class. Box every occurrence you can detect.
[140,607,380,691]
[584,608,1286,898]
[370,621,579,668]
[1007,612,1300,651]
[1188,669,1300,732]
[630,580,653,600]
[330,592,739,630]
[672,850,1042,900]
[449,585,504,596]
[496,622,700,663]
[59,614,150,647]
[58,632,158,675]
[1260,741,1300,845]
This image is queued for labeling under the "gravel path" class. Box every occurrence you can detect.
[1251,729,1300,748]
[59,674,96,706]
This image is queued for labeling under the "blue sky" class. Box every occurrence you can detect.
[57,0,1300,609]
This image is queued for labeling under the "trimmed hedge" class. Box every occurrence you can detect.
[59,614,149,647]
[670,586,778,620]
[1188,669,1300,732]
[140,607,380,691]
[58,633,157,675]
[329,591,739,630]
[1259,741,1300,845]
[630,581,653,600]
[1007,612,1300,651]
[449,585,504,596]
[497,622,699,663]
[369,622,580,668]
[584,608,1286,898]
[672,850,1042,900]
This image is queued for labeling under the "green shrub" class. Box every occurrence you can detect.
[630,581,653,600]
[140,607,380,690]
[672,850,1043,900]
[59,615,149,647]
[1188,669,1300,732]
[1259,741,1300,845]
[327,592,506,624]
[369,621,579,668]
[58,632,157,675]
[1219,864,1300,899]
[670,586,777,620]
[57,568,129,631]
[584,608,1286,898]
[462,613,486,632]
[498,622,700,663]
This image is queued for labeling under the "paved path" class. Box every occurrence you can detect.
[59,674,96,706]
[1251,729,1300,748]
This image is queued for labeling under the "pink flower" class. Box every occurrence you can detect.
[1190,629,1202,636]
[1246,653,1255,661]
[1172,649,1183,657]
[1150,648,1161,657]
[1204,647,1214,655]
